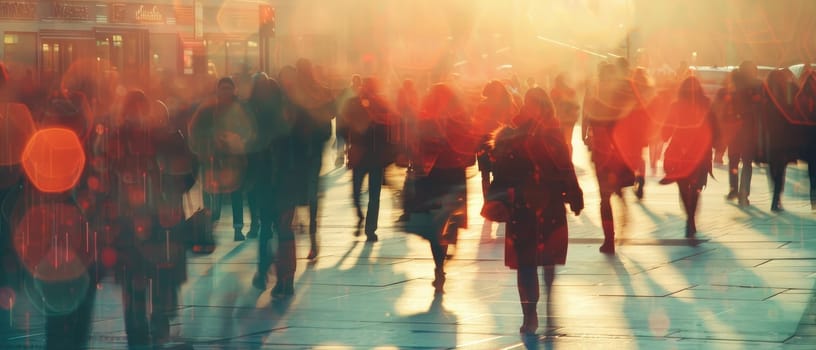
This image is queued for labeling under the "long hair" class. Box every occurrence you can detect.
[524,87,556,124]
[677,76,709,105]
[121,89,151,123]
[249,72,271,105]
[421,83,465,120]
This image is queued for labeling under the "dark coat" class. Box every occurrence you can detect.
[187,99,255,194]
[341,94,395,169]
[491,120,583,268]
[731,73,763,155]
[759,71,807,163]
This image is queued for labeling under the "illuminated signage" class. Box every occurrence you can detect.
[0,1,37,19]
[51,2,90,20]
[110,3,169,23]
[110,3,166,24]
[135,5,162,22]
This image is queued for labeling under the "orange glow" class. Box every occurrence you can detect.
[21,128,86,193]
[0,102,37,166]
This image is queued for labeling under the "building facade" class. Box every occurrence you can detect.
[0,0,270,87]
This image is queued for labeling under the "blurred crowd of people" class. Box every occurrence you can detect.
[1,53,815,348]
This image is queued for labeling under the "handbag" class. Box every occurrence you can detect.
[480,185,512,223]
[401,163,443,213]
[400,204,456,241]
[183,185,215,254]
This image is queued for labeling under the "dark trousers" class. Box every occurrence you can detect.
[257,197,297,283]
[44,270,99,350]
[203,190,244,230]
[257,209,296,276]
[352,164,384,235]
[678,179,701,231]
[727,140,755,197]
[246,187,261,230]
[767,152,788,209]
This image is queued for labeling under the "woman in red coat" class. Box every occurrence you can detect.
[490,87,583,335]
[660,76,715,238]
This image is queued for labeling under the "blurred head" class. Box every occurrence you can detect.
[249,72,271,101]
[351,74,362,89]
[216,77,236,103]
[739,61,758,79]
[421,83,463,119]
[677,76,705,101]
[252,71,269,85]
[360,77,381,97]
[482,80,507,100]
[515,87,555,126]
[526,77,537,88]
[121,89,151,121]
[766,68,796,94]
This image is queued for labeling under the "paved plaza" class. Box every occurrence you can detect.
[2,143,816,349]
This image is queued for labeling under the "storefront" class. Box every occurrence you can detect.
[1,0,274,86]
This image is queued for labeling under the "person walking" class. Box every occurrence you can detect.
[473,80,517,200]
[490,87,583,335]
[583,63,638,254]
[659,76,716,238]
[187,77,256,242]
[340,77,395,242]
[404,83,477,293]
[727,61,763,207]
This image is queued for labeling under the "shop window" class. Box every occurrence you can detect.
[4,34,18,45]
[149,33,180,75]
[183,48,194,75]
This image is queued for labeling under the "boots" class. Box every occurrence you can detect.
[686,219,697,238]
[307,226,319,260]
[233,228,246,242]
[271,278,294,297]
[273,240,296,298]
[771,192,784,212]
[432,268,446,294]
[634,176,645,200]
[519,302,538,335]
[600,222,615,254]
[246,223,259,239]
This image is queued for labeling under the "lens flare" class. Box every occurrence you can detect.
[22,270,90,316]
[21,128,86,193]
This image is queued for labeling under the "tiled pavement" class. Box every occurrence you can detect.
[2,142,816,349]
